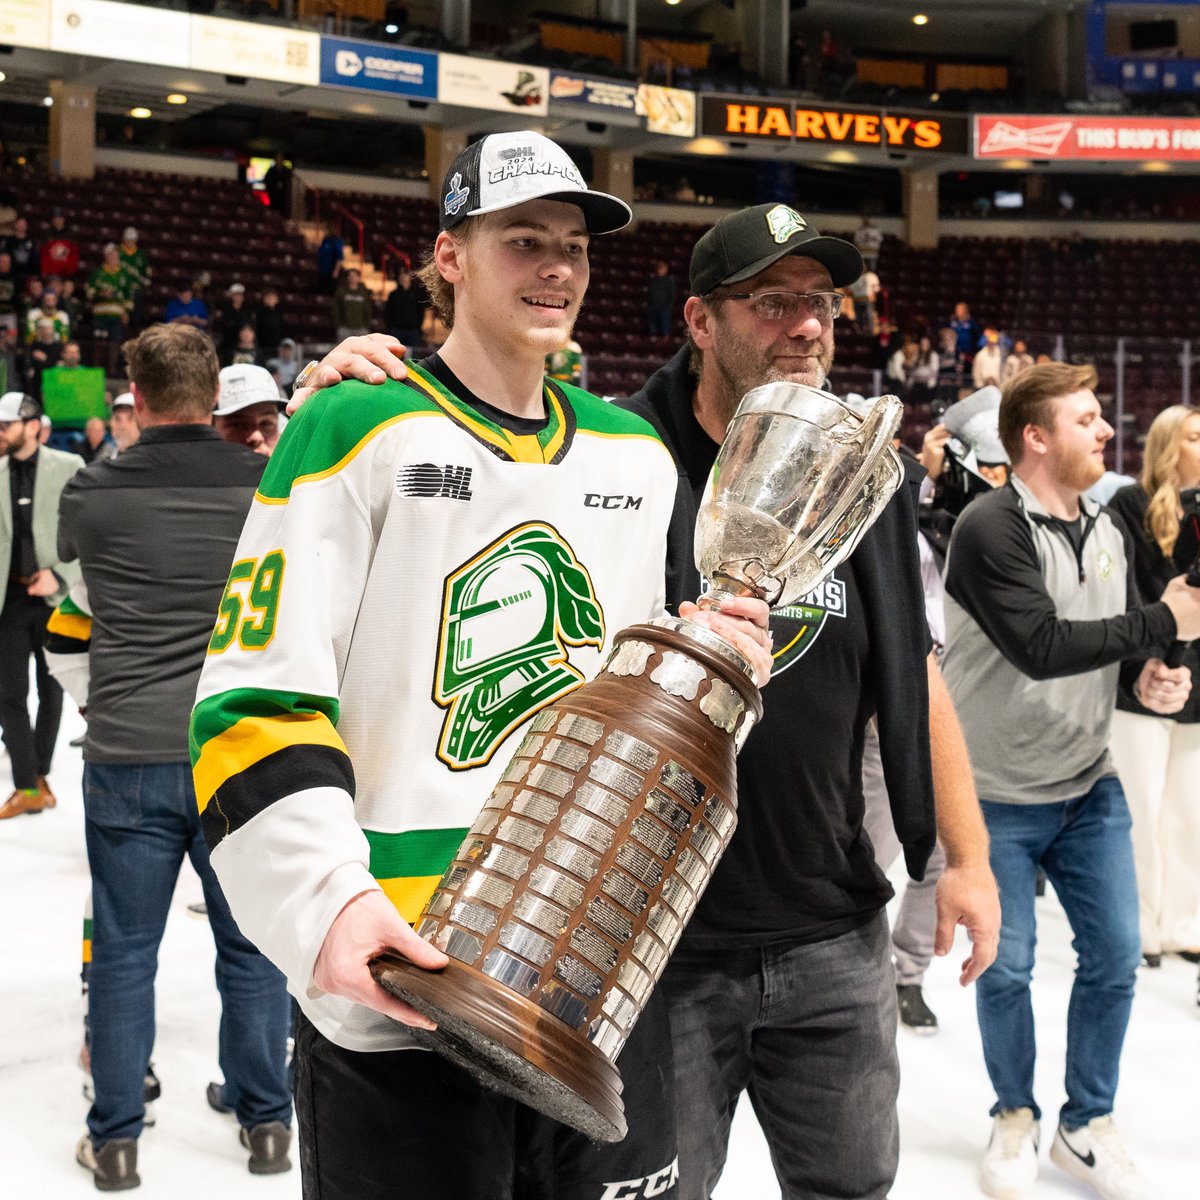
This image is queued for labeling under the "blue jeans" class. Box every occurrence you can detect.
[660,912,898,1200]
[977,776,1141,1129]
[84,762,292,1146]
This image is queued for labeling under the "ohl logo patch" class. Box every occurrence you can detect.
[768,572,847,676]
[434,522,605,770]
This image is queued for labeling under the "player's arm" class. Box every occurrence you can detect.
[190,384,445,1027]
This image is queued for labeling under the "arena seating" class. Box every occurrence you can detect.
[7,165,1196,468]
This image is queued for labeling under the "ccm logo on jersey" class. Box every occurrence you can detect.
[585,493,642,510]
[396,463,474,501]
[598,1157,679,1199]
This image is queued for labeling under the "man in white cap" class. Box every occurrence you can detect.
[109,393,139,454]
[191,129,772,1200]
[0,391,83,818]
[213,364,283,457]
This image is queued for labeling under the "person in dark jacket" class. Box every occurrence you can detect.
[646,260,677,338]
[289,203,1001,1200]
[1107,404,1200,970]
[383,268,426,352]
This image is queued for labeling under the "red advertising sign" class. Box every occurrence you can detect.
[976,114,1200,161]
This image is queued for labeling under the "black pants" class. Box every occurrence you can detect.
[294,987,678,1200]
[0,588,62,789]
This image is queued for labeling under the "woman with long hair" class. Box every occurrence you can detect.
[1108,404,1200,968]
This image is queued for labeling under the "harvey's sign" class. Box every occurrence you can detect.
[699,97,968,155]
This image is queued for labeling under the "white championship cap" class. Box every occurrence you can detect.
[111,392,134,410]
[0,391,37,422]
[439,130,631,235]
[214,364,283,416]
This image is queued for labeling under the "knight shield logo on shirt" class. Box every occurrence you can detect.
[434,522,605,769]
[444,171,470,216]
[766,204,806,244]
[767,572,847,675]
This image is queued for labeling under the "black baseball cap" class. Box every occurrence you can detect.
[439,130,631,235]
[689,204,863,295]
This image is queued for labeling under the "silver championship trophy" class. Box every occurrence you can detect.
[372,383,904,1141]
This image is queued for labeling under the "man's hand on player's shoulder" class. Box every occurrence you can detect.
[288,334,409,414]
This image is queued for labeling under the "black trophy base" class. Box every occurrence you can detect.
[370,952,627,1143]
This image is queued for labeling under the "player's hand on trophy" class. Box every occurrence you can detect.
[679,596,774,687]
[313,888,448,1029]
[288,333,409,414]
[1162,573,1200,642]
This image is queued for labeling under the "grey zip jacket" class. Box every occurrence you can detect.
[942,476,1176,805]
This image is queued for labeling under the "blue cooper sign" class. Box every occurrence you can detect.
[319,37,438,99]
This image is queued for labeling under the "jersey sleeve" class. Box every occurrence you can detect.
[189,383,404,999]
[44,585,92,709]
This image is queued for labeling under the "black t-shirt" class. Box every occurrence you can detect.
[685,556,892,946]
[8,449,37,582]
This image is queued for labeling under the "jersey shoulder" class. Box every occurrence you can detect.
[554,379,667,445]
[257,377,440,501]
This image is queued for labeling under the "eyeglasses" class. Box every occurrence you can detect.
[716,290,843,323]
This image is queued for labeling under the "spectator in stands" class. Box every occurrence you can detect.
[907,334,940,403]
[265,338,299,392]
[253,288,286,358]
[229,326,258,367]
[850,260,881,333]
[40,211,79,282]
[212,363,283,457]
[22,275,43,321]
[263,154,293,218]
[4,216,37,282]
[972,326,1005,389]
[58,278,82,332]
[673,176,697,203]
[853,215,883,273]
[0,326,21,393]
[0,391,83,820]
[109,393,139,453]
[936,325,963,397]
[118,228,150,333]
[950,300,981,362]
[86,244,132,376]
[943,362,1200,1200]
[646,260,677,339]
[80,416,117,465]
[315,224,343,295]
[216,283,251,364]
[887,336,917,393]
[1003,338,1034,385]
[26,319,63,397]
[163,283,209,331]
[1107,406,1200,972]
[0,251,18,334]
[383,268,426,352]
[60,341,82,369]
[25,289,68,345]
[331,268,373,341]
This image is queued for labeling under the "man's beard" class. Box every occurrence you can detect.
[1057,446,1106,494]
[708,330,834,431]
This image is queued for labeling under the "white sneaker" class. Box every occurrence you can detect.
[981,1108,1040,1199]
[1050,1116,1162,1200]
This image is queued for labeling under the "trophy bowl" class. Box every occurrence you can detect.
[371,384,903,1139]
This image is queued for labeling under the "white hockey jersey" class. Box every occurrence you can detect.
[190,365,677,1050]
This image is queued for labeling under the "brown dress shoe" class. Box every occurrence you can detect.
[37,776,57,808]
[239,1121,292,1175]
[76,1133,140,1191]
[0,788,47,819]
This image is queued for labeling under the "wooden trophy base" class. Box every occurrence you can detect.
[370,953,627,1143]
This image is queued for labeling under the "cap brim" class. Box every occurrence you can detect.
[720,235,864,289]
[213,397,284,416]
[465,189,632,235]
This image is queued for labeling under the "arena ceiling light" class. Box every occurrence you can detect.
[129,106,152,119]
[166,93,188,105]
[0,72,7,83]
[42,95,52,107]
[913,13,929,24]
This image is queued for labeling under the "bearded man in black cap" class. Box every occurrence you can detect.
[291,203,1000,1200]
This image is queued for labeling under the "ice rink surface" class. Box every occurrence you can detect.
[2,707,1197,1199]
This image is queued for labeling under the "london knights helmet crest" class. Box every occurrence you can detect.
[435,522,605,769]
